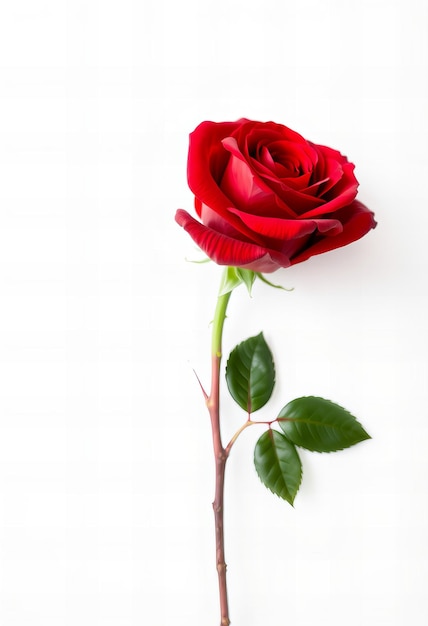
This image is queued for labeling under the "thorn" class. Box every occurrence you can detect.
[192,367,208,399]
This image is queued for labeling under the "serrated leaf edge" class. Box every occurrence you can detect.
[226,333,275,413]
[278,396,371,453]
[254,430,302,505]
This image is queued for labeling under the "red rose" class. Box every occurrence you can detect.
[175,119,376,273]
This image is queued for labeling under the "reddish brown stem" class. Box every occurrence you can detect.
[206,281,233,626]
[213,453,229,626]
[207,353,231,626]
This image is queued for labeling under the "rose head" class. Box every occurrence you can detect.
[175,119,376,273]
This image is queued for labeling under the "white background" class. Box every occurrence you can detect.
[0,0,427,624]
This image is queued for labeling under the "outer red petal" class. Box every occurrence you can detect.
[187,120,241,214]
[175,209,291,272]
[299,162,358,218]
[290,201,377,266]
[188,121,273,238]
[228,207,343,240]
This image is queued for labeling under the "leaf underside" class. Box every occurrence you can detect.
[226,333,275,413]
[254,430,302,505]
[278,396,371,453]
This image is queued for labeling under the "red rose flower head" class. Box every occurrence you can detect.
[176,119,376,273]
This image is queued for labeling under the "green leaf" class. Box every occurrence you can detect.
[254,430,302,505]
[278,396,371,453]
[226,333,275,413]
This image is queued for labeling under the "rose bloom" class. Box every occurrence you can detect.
[175,119,376,273]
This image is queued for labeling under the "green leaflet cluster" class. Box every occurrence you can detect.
[225,333,370,506]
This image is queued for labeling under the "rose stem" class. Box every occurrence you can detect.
[207,272,232,626]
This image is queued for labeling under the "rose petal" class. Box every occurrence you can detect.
[299,170,358,218]
[175,209,291,272]
[315,143,350,164]
[290,200,377,265]
[302,176,330,197]
[223,132,329,215]
[244,122,308,156]
[196,196,270,245]
[228,207,343,240]
[307,159,343,196]
[260,145,275,169]
[221,137,267,206]
[222,137,298,217]
[268,181,325,213]
[324,160,357,196]
[199,202,265,242]
[247,155,324,213]
[188,121,258,236]
[278,171,313,191]
[267,139,317,176]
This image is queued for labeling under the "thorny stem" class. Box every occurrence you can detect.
[207,273,232,626]
[205,270,285,625]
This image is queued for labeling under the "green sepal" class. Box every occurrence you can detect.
[278,396,371,452]
[218,268,293,296]
[238,268,257,295]
[254,430,302,505]
[255,273,294,291]
[226,333,275,413]
[185,248,211,264]
[218,267,256,296]
[185,256,211,264]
